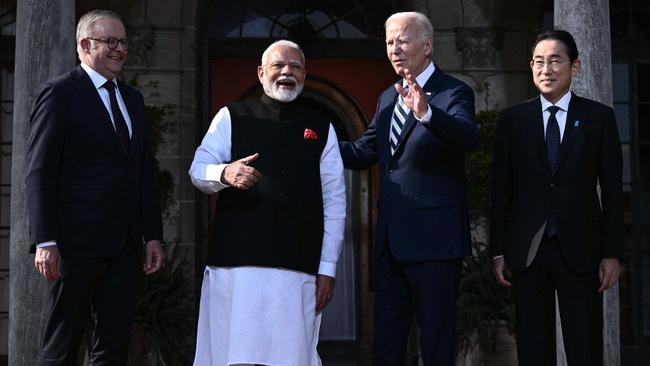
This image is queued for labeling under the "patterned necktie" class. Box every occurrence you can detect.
[545,106,561,174]
[545,105,561,236]
[103,81,130,154]
[389,96,409,155]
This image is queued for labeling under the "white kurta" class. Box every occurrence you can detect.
[194,266,322,366]
[189,103,346,366]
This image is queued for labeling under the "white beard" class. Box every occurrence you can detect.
[263,76,303,102]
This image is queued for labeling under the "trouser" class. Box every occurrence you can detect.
[512,236,603,366]
[41,244,141,366]
[372,243,462,366]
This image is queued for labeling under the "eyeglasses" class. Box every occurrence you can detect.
[531,58,566,70]
[88,37,129,50]
[264,61,304,72]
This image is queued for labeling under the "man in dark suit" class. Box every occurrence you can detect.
[26,9,164,365]
[339,11,478,365]
[490,29,623,366]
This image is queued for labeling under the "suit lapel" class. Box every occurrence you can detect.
[527,99,548,171]
[71,66,125,156]
[381,87,399,160]
[558,93,581,167]
[118,81,141,158]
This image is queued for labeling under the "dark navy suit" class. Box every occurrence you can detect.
[26,65,163,365]
[340,65,477,365]
[489,94,623,366]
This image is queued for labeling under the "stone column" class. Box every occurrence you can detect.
[9,1,75,365]
[554,1,619,365]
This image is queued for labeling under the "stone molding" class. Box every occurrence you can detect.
[455,27,503,69]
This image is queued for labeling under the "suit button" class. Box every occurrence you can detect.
[388,169,393,174]
[550,183,555,188]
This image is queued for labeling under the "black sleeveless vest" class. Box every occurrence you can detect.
[206,94,330,275]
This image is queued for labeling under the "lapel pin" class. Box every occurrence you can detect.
[574,120,580,127]
[425,92,432,96]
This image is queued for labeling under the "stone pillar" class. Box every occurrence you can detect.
[9,1,75,365]
[554,1,619,365]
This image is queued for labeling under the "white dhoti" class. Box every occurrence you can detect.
[193,266,322,366]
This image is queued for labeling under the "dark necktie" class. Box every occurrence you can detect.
[545,105,561,236]
[389,96,409,155]
[103,81,130,154]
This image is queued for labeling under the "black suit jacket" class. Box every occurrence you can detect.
[489,93,623,272]
[340,66,478,261]
[26,65,163,257]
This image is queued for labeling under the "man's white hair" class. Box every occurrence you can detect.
[261,40,305,65]
[385,11,433,41]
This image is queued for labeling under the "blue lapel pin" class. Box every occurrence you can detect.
[574,120,580,127]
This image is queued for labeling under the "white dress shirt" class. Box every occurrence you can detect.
[540,90,572,142]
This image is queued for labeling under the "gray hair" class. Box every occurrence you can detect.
[385,11,433,41]
[76,10,123,60]
[261,40,305,65]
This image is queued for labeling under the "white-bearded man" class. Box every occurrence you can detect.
[188,40,346,366]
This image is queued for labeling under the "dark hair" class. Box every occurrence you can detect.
[531,29,579,63]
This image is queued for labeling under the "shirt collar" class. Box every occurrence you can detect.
[402,62,435,88]
[540,90,571,112]
[80,62,116,90]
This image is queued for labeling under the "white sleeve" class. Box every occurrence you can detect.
[188,107,233,194]
[317,124,347,277]
[36,241,57,248]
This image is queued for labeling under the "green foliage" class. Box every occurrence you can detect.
[129,78,176,215]
[466,109,499,220]
[457,105,516,354]
[457,242,515,353]
[134,241,195,366]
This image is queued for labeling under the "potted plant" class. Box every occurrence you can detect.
[130,241,195,366]
[456,106,516,365]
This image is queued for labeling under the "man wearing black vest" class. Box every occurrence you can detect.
[189,40,346,366]
[490,30,623,366]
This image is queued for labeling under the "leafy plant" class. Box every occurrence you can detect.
[133,241,195,366]
[131,78,176,216]
[465,108,499,220]
[457,242,515,353]
[457,101,516,355]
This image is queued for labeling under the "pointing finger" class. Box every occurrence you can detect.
[240,153,260,166]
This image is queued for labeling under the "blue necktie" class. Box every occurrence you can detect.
[389,96,409,155]
[545,105,561,236]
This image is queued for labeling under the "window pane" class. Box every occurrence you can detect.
[638,63,650,102]
[615,103,630,143]
[639,144,650,184]
[622,144,631,188]
[613,63,629,103]
[638,104,650,143]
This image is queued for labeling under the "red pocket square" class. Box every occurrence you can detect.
[304,128,318,140]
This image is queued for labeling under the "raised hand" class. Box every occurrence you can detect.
[394,68,429,119]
